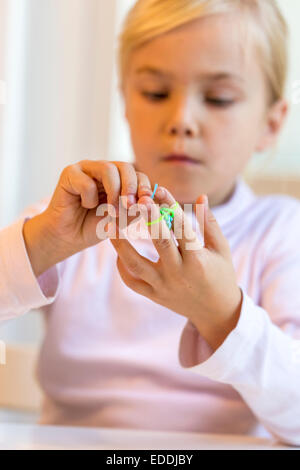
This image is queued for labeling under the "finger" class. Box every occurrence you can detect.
[113,162,138,209]
[117,171,153,232]
[116,256,154,298]
[136,172,153,199]
[113,170,153,232]
[110,236,160,287]
[197,195,231,255]
[114,171,152,232]
[79,160,121,212]
[139,192,182,267]
[61,164,100,208]
[153,186,203,257]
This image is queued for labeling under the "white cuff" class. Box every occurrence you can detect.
[0,217,60,321]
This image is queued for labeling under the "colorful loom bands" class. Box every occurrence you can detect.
[145,184,179,229]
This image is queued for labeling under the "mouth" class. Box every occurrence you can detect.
[161,154,201,165]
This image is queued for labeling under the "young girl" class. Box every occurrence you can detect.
[1,0,300,446]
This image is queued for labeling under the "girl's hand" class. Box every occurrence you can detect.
[110,186,243,352]
[43,160,153,247]
[23,160,153,277]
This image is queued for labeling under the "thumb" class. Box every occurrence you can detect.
[195,194,230,255]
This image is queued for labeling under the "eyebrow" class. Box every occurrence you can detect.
[135,66,245,82]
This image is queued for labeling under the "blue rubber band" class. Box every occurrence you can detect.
[151,183,158,200]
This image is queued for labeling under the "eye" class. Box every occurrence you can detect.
[142,91,169,102]
[206,97,234,107]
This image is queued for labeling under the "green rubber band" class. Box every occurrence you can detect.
[145,201,179,227]
[146,215,164,226]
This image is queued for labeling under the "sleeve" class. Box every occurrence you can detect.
[0,197,61,323]
[177,200,300,447]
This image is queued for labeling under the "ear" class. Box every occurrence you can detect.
[255,98,289,152]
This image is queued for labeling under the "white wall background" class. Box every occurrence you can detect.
[245,0,300,176]
[0,0,300,345]
[0,0,131,344]
[0,0,123,229]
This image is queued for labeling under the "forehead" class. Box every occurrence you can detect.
[128,13,257,83]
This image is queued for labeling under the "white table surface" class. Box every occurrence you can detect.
[0,423,298,450]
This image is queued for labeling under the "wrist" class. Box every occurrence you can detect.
[23,212,65,278]
[190,287,243,352]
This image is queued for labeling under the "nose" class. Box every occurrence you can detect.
[166,97,199,138]
[168,125,195,137]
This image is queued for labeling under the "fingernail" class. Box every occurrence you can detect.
[127,195,136,208]
[155,187,165,199]
[139,186,152,195]
[203,195,208,208]
[140,197,154,212]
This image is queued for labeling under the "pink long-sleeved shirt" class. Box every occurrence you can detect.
[1,177,300,446]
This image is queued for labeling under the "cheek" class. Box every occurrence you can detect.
[127,112,157,166]
[128,99,160,150]
[128,99,154,133]
[205,104,263,153]
[203,106,264,174]
[130,119,156,153]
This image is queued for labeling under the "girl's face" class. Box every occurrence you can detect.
[122,13,287,207]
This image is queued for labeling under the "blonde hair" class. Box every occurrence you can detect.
[117,0,289,105]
